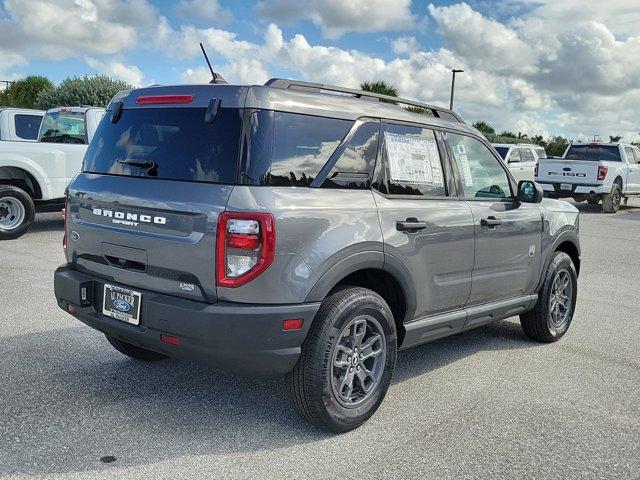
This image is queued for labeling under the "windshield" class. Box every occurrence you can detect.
[83,107,242,184]
[38,111,87,144]
[565,145,621,162]
[494,146,509,159]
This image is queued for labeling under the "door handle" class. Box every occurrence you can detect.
[396,218,428,232]
[480,216,502,228]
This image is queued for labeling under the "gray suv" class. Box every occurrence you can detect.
[54,79,580,432]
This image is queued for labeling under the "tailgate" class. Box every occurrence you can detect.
[67,174,232,303]
[537,159,600,185]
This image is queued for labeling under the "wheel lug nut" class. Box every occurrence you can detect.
[349,367,353,372]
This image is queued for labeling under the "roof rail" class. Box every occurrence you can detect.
[264,78,464,123]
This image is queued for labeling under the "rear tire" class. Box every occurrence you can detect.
[0,185,35,240]
[105,335,168,361]
[602,183,621,213]
[286,287,397,432]
[520,251,577,342]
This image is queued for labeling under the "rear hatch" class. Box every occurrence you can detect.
[537,144,621,187]
[65,86,247,303]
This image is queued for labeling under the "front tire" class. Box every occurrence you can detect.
[286,287,397,432]
[602,183,621,213]
[105,335,168,361]
[520,251,577,342]
[0,185,35,240]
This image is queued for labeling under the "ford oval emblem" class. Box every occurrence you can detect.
[113,299,132,312]
[563,167,571,171]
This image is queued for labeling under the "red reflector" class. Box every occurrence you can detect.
[282,318,304,331]
[226,233,260,250]
[136,94,194,105]
[160,334,181,345]
[67,304,77,313]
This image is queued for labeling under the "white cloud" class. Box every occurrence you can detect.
[174,0,232,25]
[85,58,145,86]
[256,0,415,38]
[391,36,420,55]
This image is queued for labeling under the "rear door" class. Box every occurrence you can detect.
[624,147,640,193]
[446,132,542,305]
[67,95,245,304]
[374,122,475,321]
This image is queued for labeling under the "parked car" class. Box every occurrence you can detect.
[0,107,44,142]
[492,143,547,183]
[0,106,105,239]
[536,142,640,213]
[54,80,581,432]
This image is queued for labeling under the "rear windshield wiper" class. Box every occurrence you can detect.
[117,159,156,169]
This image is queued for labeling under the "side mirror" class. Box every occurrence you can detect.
[518,180,543,203]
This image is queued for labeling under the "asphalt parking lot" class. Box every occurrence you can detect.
[1,201,639,480]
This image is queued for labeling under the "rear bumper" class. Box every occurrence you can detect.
[538,181,603,196]
[54,266,320,376]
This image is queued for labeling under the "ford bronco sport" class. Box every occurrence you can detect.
[54,79,581,432]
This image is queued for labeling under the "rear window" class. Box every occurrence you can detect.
[565,145,621,162]
[83,107,242,184]
[15,114,42,140]
[39,111,87,144]
[534,147,547,159]
[494,146,509,159]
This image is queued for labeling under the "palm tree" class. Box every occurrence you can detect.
[360,81,398,97]
[472,121,495,135]
[609,135,623,142]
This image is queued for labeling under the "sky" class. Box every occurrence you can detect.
[1,0,639,141]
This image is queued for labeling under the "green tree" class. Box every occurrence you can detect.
[360,81,398,98]
[546,135,569,157]
[499,130,517,138]
[472,121,495,136]
[35,75,131,110]
[2,76,53,108]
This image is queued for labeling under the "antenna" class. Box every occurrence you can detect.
[199,43,228,85]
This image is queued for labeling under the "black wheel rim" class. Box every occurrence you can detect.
[613,189,621,208]
[548,269,573,330]
[330,315,386,408]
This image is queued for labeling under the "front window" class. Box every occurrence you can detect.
[38,111,87,144]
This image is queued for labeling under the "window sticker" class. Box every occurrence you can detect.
[454,145,474,187]
[385,132,444,186]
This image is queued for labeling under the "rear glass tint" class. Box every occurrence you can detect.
[83,107,242,184]
[565,145,621,162]
[15,114,42,140]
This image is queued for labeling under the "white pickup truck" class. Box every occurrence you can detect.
[535,142,640,213]
[0,108,44,142]
[0,106,105,239]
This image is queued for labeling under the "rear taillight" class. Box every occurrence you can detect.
[597,165,608,181]
[62,190,69,260]
[216,212,276,288]
[534,162,539,177]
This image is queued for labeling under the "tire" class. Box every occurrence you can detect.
[0,185,35,240]
[105,335,168,361]
[602,183,621,213]
[587,197,600,205]
[286,287,397,432]
[520,251,577,342]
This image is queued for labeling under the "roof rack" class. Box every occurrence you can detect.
[264,78,464,123]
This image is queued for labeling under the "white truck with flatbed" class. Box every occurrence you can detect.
[0,106,105,239]
[535,142,640,213]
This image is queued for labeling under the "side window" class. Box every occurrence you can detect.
[377,123,446,197]
[521,148,535,163]
[633,148,640,164]
[321,121,379,189]
[14,114,42,140]
[508,148,521,163]
[624,147,636,164]
[448,133,512,199]
[268,112,352,187]
[535,147,547,159]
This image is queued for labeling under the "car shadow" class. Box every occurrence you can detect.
[570,201,640,216]
[2,318,537,477]
[27,212,64,233]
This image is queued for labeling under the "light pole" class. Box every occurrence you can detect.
[449,69,464,110]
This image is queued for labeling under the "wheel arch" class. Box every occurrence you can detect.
[0,166,43,199]
[535,231,581,294]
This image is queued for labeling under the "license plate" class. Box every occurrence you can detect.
[560,183,573,191]
[103,284,141,325]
